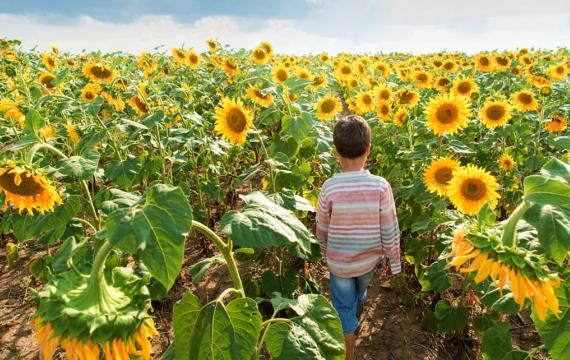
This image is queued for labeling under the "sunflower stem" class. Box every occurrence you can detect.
[191,220,244,296]
[256,131,276,192]
[501,201,531,248]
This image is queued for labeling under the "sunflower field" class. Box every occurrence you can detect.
[0,36,569,359]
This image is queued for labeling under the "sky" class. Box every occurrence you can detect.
[0,0,569,55]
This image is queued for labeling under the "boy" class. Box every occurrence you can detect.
[316,115,401,360]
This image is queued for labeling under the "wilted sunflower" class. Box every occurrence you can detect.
[41,53,58,71]
[376,100,392,122]
[396,89,420,108]
[0,99,26,128]
[81,83,102,103]
[251,47,269,65]
[0,161,62,215]
[549,62,568,80]
[214,98,254,145]
[512,90,538,112]
[451,78,479,98]
[498,154,516,171]
[393,108,408,127]
[315,95,341,122]
[38,73,56,91]
[245,86,273,107]
[424,93,471,135]
[475,54,493,72]
[39,124,56,140]
[423,157,461,196]
[65,123,81,144]
[101,92,125,112]
[129,95,150,115]
[83,62,114,83]
[545,114,567,133]
[172,48,186,63]
[272,65,289,83]
[185,50,200,68]
[479,100,511,128]
[356,91,375,114]
[447,165,500,215]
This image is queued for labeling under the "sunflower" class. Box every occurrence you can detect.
[272,65,289,84]
[245,86,273,107]
[423,157,461,196]
[41,53,58,71]
[309,74,327,91]
[39,124,56,140]
[319,53,329,62]
[185,50,200,68]
[101,92,125,112]
[214,98,253,145]
[375,85,392,102]
[346,98,359,113]
[38,73,56,91]
[512,90,538,112]
[434,77,451,92]
[451,78,479,98]
[475,54,493,72]
[251,47,269,65]
[447,165,500,215]
[172,48,186,63]
[335,62,353,80]
[393,108,408,127]
[83,62,114,83]
[296,68,311,80]
[396,89,420,108]
[376,100,392,122]
[206,39,218,52]
[545,114,567,133]
[81,83,102,103]
[258,41,273,57]
[356,91,375,114]
[412,71,432,88]
[222,58,240,75]
[499,154,516,171]
[442,60,457,73]
[315,95,341,122]
[424,93,470,135]
[0,99,26,128]
[65,123,81,144]
[549,63,568,80]
[373,61,391,77]
[129,95,150,115]
[479,100,511,128]
[492,55,511,71]
[0,161,62,215]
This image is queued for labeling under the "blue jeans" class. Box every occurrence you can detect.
[330,268,376,334]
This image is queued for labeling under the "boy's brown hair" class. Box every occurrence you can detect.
[333,115,371,159]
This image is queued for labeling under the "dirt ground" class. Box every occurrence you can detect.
[0,238,548,360]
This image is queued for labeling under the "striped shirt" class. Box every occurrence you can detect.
[316,169,401,278]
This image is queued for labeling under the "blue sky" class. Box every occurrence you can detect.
[0,0,569,54]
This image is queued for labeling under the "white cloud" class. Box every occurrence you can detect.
[0,4,568,56]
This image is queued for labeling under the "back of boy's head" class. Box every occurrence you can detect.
[333,115,371,159]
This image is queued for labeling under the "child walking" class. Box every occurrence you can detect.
[316,115,401,360]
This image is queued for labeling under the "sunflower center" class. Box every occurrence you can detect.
[175,50,184,58]
[226,108,247,132]
[496,57,509,66]
[254,49,266,60]
[312,76,323,86]
[48,58,55,67]
[416,73,428,82]
[277,69,288,82]
[457,82,471,94]
[435,167,453,185]
[85,92,95,101]
[41,75,55,88]
[556,66,564,74]
[461,179,487,201]
[399,91,414,105]
[0,171,43,196]
[379,90,390,100]
[485,105,504,121]
[438,78,450,86]
[479,57,490,66]
[133,97,149,113]
[189,54,198,64]
[341,66,351,75]
[518,93,533,104]
[436,103,458,124]
[91,65,112,79]
[321,99,336,114]
[444,62,454,70]
[380,105,389,115]
[434,60,442,67]
[363,95,372,105]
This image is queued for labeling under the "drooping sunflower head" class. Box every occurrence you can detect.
[65,123,81,144]
[38,72,56,91]
[479,100,512,128]
[396,89,420,108]
[245,86,273,107]
[315,95,341,122]
[39,124,56,140]
[356,91,375,114]
[81,82,102,103]
[214,98,254,145]
[423,157,461,197]
[41,53,58,71]
[0,99,26,128]
[83,62,114,82]
[0,161,62,215]
[251,47,269,65]
[447,165,500,216]
[185,50,200,68]
[499,154,516,171]
[376,100,392,122]
[393,108,408,127]
[512,90,538,112]
[451,78,479,98]
[424,93,471,135]
[129,95,150,115]
[545,114,567,133]
[272,65,289,83]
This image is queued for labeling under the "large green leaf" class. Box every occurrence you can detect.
[188,256,225,285]
[482,322,513,360]
[540,158,570,185]
[281,113,313,141]
[422,300,469,333]
[260,269,300,298]
[57,152,100,180]
[524,204,570,265]
[524,175,570,207]
[104,155,143,188]
[24,108,44,139]
[533,281,570,360]
[264,294,345,360]
[173,292,201,360]
[419,259,451,292]
[220,192,318,260]
[106,184,192,290]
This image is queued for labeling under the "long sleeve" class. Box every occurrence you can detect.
[379,182,401,275]
[316,186,331,255]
